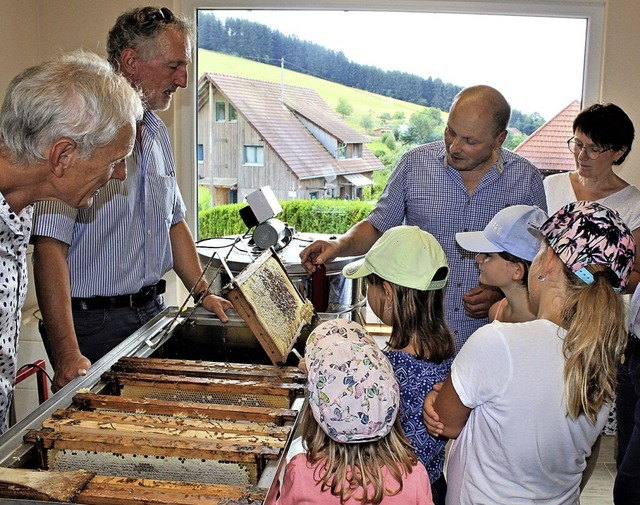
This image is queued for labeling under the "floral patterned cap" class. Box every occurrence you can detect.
[539,201,636,291]
[305,319,399,444]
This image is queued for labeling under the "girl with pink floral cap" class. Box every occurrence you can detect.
[424,201,636,504]
[273,318,434,505]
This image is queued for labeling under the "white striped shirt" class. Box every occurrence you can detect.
[367,141,546,352]
[32,111,186,297]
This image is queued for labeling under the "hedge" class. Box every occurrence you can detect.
[198,199,375,239]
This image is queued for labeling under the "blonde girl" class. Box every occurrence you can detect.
[425,201,635,504]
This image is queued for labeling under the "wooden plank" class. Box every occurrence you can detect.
[76,476,265,505]
[23,430,281,462]
[50,410,292,439]
[111,357,306,383]
[72,393,298,425]
[101,371,304,399]
[41,417,288,448]
[0,468,93,502]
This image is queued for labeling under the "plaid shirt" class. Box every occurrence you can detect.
[368,141,546,351]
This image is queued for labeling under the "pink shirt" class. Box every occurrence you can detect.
[272,453,434,505]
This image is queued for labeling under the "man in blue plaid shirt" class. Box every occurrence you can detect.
[301,85,546,352]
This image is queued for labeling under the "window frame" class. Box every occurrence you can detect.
[215,101,226,122]
[177,0,605,237]
[229,103,238,122]
[243,145,265,165]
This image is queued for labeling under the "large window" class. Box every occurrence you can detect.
[182,0,604,240]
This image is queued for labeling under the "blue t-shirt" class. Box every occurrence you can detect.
[384,350,452,483]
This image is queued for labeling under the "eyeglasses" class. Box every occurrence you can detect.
[567,137,612,160]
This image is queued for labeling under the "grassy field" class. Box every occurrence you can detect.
[198,49,431,133]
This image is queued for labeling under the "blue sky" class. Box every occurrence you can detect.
[210,10,586,120]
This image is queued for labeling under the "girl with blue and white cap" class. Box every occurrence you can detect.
[455,205,547,323]
[273,318,434,505]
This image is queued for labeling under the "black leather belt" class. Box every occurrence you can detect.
[71,280,166,311]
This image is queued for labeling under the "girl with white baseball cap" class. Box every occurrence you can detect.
[455,205,547,323]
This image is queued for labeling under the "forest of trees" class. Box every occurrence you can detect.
[198,12,546,134]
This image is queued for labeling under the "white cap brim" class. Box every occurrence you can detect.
[455,230,502,254]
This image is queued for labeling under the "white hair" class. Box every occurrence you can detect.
[0,50,143,164]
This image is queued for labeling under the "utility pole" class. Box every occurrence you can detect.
[280,57,285,104]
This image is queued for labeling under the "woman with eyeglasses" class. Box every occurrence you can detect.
[544,103,640,292]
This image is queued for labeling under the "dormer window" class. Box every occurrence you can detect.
[337,143,363,160]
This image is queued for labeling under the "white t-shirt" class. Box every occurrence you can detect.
[446,320,608,505]
[544,172,640,230]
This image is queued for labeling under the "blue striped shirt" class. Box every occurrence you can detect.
[32,111,186,297]
[368,141,546,351]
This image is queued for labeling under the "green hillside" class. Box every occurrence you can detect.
[198,49,432,133]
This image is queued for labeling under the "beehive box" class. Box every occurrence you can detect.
[2,356,306,504]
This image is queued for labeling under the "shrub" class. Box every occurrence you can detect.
[198,186,213,212]
[198,199,375,239]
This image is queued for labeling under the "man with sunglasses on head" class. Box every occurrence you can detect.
[32,6,233,392]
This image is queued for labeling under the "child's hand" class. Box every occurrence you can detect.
[291,348,307,374]
[423,382,445,436]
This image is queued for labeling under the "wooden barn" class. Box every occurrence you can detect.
[197,73,384,205]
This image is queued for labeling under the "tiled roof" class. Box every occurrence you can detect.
[513,100,581,173]
[199,73,384,180]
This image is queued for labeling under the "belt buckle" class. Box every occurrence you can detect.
[130,285,156,308]
[128,293,138,308]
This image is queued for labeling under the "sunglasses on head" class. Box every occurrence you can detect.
[140,6,175,28]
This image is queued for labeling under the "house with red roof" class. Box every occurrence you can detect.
[197,73,384,205]
[513,100,581,176]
